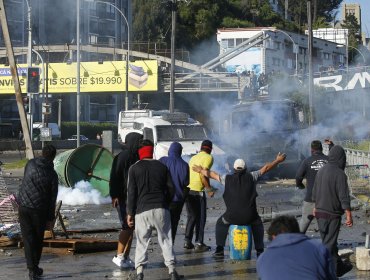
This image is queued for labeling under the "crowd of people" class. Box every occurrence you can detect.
[17,136,354,280]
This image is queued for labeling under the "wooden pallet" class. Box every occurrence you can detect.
[41,238,118,255]
[0,236,18,247]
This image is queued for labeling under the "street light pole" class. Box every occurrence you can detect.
[307,0,314,128]
[169,0,177,113]
[25,0,33,138]
[86,0,130,111]
[77,0,81,147]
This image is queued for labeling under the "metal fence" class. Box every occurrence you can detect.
[344,148,370,208]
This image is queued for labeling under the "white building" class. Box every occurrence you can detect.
[216,27,347,75]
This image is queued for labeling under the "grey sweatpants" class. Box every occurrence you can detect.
[134,208,176,272]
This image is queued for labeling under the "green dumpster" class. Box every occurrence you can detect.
[54,144,114,197]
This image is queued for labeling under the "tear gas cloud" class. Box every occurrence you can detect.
[57,181,110,206]
[194,75,369,176]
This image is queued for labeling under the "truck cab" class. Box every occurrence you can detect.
[118,110,224,159]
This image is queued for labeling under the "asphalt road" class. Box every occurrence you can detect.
[0,152,369,280]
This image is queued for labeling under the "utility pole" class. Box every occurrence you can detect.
[0,0,34,159]
[25,0,33,140]
[76,0,81,147]
[307,0,314,127]
[169,0,176,113]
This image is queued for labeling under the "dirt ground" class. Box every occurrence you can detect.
[1,163,370,280]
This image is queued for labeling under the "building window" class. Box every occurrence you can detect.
[236,38,243,46]
[274,41,281,50]
[90,35,98,44]
[227,39,234,48]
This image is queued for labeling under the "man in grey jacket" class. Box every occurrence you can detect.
[312,145,353,277]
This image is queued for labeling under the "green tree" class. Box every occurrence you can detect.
[341,14,362,64]
[276,0,343,31]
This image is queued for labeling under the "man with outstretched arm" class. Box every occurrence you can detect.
[193,152,286,258]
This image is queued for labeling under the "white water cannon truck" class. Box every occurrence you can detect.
[118,110,224,160]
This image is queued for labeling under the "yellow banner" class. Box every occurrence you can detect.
[0,60,158,94]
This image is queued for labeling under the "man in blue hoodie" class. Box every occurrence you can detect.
[257,215,336,280]
[160,142,189,243]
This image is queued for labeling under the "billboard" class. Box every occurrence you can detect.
[225,47,262,75]
[0,60,158,94]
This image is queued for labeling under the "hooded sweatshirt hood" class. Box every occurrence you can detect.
[328,145,346,170]
[124,132,143,156]
[168,142,182,158]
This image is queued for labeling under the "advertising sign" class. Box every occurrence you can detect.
[0,60,158,94]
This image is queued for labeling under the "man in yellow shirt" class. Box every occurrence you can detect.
[184,140,214,252]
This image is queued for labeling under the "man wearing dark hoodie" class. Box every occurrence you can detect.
[109,132,143,269]
[295,140,328,233]
[312,145,353,277]
[160,142,189,243]
[18,145,58,280]
[256,215,336,280]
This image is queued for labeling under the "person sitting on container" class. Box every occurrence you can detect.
[256,215,336,280]
[192,152,286,258]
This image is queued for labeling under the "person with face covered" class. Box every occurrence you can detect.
[127,139,180,280]
[109,132,143,269]
[312,145,353,277]
[160,142,189,244]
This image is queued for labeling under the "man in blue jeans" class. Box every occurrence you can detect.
[193,152,286,257]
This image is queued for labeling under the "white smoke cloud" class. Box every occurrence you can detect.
[57,181,111,206]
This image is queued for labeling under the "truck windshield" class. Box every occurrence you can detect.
[156,125,207,141]
[231,103,294,132]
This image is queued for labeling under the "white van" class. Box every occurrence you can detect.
[32,122,61,140]
[117,110,224,159]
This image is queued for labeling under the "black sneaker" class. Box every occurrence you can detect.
[136,273,144,280]
[28,271,40,280]
[169,271,181,280]
[256,250,264,258]
[35,267,43,276]
[337,262,353,277]
[194,243,211,252]
[212,246,224,257]
[183,241,194,249]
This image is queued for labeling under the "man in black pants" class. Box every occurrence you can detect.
[312,145,353,277]
[17,145,58,280]
[193,152,286,258]
[160,142,189,244]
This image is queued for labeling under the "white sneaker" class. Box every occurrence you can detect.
[112,255,134,269]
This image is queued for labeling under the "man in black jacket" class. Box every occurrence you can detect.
[312,145,353,277]
[295,140,328,233]
[109,132,142,268]
[127,140,180,280]
[193,152,286,258]
[17,145,58,280]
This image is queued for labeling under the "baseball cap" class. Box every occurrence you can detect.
[233,159,246,170]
